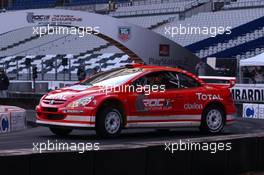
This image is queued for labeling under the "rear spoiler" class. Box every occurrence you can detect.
[199,76,236,88]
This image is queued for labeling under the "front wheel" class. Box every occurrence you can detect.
[49,127,73,136]
[199,105,225,134]
[96,107,123,138]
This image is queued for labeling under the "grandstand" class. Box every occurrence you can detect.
[0,0,264,81]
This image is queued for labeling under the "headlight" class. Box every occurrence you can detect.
[67,96,94,108]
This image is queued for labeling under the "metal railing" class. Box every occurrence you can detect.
[112,0,211,17]
[117,0,193,7]
[224,0,264,9]
[6,34,71,57]
[111,6,182,16]
[2,58,110,81]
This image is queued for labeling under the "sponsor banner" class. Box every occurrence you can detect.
[231,84,264,103]
[27,12,82,25]
[242,103,264,119]
[0,113,10,133]
[10,111,26,132]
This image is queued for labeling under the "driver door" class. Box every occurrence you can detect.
[127,71,182,117]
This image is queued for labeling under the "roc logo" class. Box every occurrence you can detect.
[118,26,131,41]
[26,12,50,23]
[26,12,34,23]
[0,115,9,133]
[143,99,165,107]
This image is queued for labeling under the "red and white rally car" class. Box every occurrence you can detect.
[36,64,236,138]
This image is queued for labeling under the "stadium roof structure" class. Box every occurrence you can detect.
[0,9,202,73]
[240,52,264,66]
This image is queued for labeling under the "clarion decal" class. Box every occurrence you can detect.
[184,103,203,110]
[231,88,264,102]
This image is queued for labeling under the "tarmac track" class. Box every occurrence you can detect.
[0,117,264,151]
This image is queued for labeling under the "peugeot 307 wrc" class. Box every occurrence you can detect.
[36,64,236,138]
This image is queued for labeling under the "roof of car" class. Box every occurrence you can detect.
[126,64,204,83]
[127,63,180,70]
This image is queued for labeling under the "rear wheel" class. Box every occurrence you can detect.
[96,107,123,138]
[200,105,225,134]
[49,127,73,136]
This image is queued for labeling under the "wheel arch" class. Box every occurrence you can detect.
[203,101,227,123]
[95,97,127,126]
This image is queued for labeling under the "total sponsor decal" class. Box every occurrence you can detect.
[142,98,173,111]
[0,113,10,133]
[196,93,223,101]
[243,103,264,119]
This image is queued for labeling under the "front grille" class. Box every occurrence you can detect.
[47,114,65,120]
[42,107,58,112]
[42,99,66,105]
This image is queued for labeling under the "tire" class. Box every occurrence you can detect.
[199,105,225,134]
[49,127,73,136]
[96,107,123,138]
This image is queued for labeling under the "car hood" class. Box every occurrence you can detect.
[44,84,103,101]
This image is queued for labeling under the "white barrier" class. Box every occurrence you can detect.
[231,84,264,103]
[0,106,26,134]
[242,103,264,119]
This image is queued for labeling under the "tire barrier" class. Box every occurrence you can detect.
[0,105,26,134]
[1,134,264,175]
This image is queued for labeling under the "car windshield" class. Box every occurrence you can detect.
[80,68,143,87]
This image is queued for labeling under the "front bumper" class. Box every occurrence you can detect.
[36,119,95,128]
[36,105,96,128]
